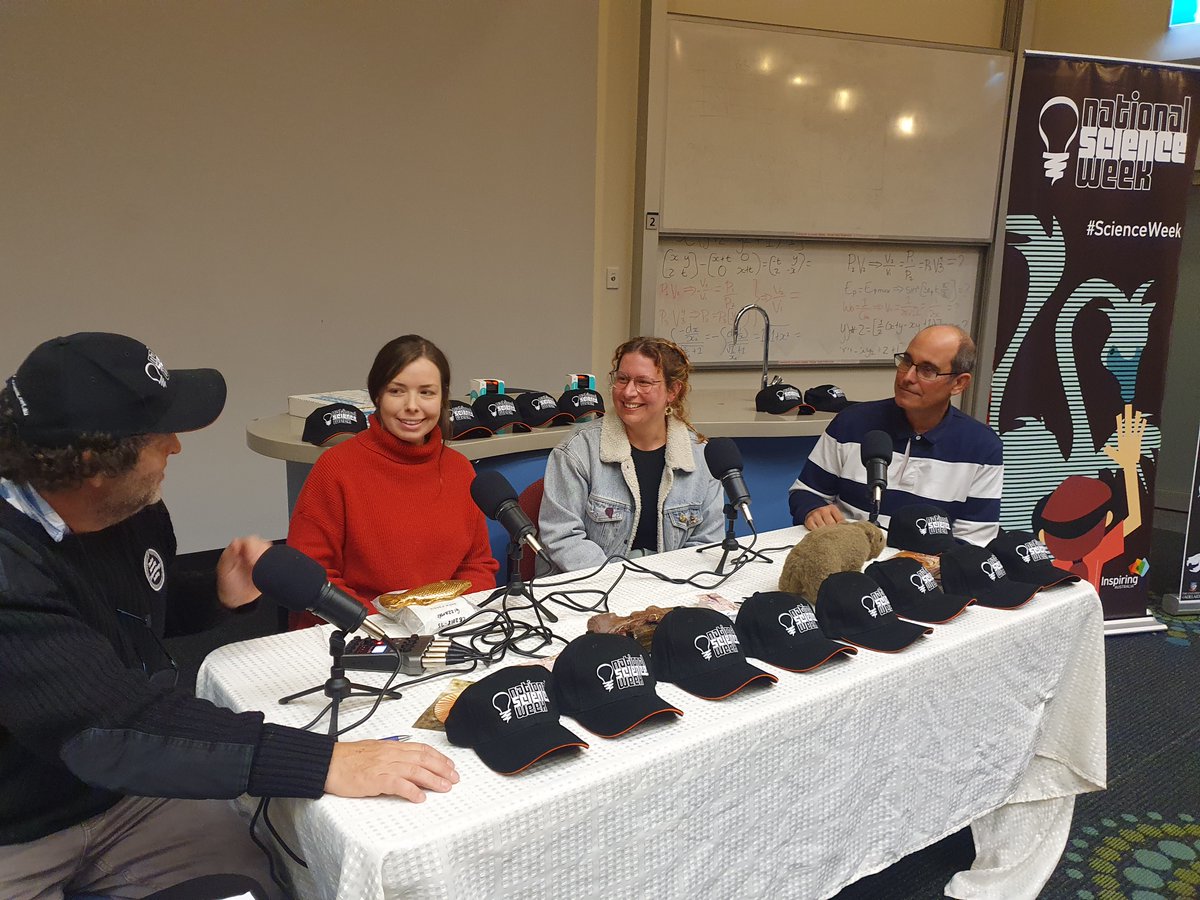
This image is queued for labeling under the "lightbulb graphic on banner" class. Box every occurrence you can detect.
[1038,95,1079,184]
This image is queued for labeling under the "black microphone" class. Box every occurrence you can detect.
[860,430,893,510]
[705,437,753,527]
[469,470,549,562]
[252,545,390,640]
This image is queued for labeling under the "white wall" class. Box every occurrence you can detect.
[1,1,598,551]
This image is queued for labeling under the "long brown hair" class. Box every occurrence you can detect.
[366,335,452,439]
[610,336,704,440]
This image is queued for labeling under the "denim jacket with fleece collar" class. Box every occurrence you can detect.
[538,412,724,573]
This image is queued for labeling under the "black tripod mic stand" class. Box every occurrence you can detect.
[479,537,559,625]
[278,629,404,736]
[699,502,771,574]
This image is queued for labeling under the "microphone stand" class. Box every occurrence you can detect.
[698,502,771,574]
[278,629,404,736]
[869,486,882,525]
[478,537,560,627]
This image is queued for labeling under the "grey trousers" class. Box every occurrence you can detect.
[0,795,283,900]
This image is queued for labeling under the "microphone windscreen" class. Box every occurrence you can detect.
[705,436,743,478]
[251,544,326,612]
[470,470,518,520]
[860,430,893,465]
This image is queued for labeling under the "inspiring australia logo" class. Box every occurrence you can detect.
[1102,557,1149,590]
[1038,91,1191,190]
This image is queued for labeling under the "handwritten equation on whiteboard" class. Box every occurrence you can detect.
[653,237,978,365]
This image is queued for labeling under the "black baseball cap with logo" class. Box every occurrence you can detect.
[734,591,856,672]
[988,530,1080,589]
[448,400,492,440]
[650,606,776,700]
[553,633,682,737]
[815,571,932,652]
[864,557,973,624]
[886,503,958,554]
[4,332,226,446]
[472,393,528,434]
[301,403,368,446]
[444,665,588,774]
[557,388,605,421]
[516,390,574,428]
[940,544,1042,610]
[755,384,816,416]
[804,384,853,412]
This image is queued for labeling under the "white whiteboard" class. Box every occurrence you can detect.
[653,236,978,365]
[662,18,1011,240]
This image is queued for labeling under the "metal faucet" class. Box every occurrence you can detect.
[732,304,773,390]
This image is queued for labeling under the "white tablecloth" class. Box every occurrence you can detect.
[197,527,1106,900]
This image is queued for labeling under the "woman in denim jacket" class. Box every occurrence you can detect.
[539,337,724,572]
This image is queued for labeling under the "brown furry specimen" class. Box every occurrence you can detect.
[778,521,886,602]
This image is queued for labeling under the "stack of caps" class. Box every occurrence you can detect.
[301,403,369,446]
[449,400,492,440]
[471,393,528,435]
[650,607,777,699]
[804,384,854,412]
[815,571,932,652]
[556,386,605,422]
[755,384,816,415]
[734,591,856,671]
[515,391,575,429]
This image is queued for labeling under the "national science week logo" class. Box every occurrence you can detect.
[1038,91,1192,191]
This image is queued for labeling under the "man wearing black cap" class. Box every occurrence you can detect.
[788,325,1003,544]
[0,333,458,898]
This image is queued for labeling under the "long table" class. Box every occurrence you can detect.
[196,527,1106,899]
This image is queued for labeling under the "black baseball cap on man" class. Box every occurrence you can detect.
[444,665,588,774]
[804,384,853,412]
[815,571,932,652]
[553,633,682,737]
[940,544,1042,610]
[516,391,574,428]
[650,606,776,700]
[988,530,1080,589]
[4,332,226,446]
[864,556,973,624]
[755,384,815,416]
[734,591,856,672]
[301,403,368,446]
[886,503,957,554]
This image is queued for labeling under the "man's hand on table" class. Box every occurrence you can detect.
[324,740,460,802]
[804,504,845,530]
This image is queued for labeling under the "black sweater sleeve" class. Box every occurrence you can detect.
[0,536,333,803]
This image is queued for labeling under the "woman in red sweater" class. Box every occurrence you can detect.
[286,335,498,628]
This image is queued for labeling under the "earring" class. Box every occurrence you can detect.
[665,405,674,416]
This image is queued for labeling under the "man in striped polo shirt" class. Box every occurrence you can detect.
[789,325,1003,545]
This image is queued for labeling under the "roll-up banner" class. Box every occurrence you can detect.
[989,52,1200,621]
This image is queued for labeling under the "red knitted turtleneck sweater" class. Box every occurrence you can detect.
[286,417,498,628]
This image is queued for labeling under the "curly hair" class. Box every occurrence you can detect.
[0,387,148,492]
[610,336,705,440]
